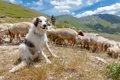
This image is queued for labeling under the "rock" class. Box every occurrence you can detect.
[0,76,5,80]
[90,56,108,64]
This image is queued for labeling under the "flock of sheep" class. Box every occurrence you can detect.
[0,22,120,59]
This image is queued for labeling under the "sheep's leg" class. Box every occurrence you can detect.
[9,34,14,43]
[16,33,20,43]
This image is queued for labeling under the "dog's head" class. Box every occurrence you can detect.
[33,16,51,31]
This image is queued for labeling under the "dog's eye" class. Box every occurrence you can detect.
[39,20,42,22]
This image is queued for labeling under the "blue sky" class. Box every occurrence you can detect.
[5,0,120,17]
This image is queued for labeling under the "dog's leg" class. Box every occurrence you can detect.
[45,43,58,58]
[39,49,51,64]
[9,61,27,73]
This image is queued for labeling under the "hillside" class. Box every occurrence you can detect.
[97,14,120,24]
[56,14,120,34]
[79,14,120,34]
[56,15,94,31]
[0,0,43,18]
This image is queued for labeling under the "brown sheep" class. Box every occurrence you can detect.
[47,28,78,46]
[107,44,120,58]
[77,31,99,51]
[8,22,32,43]
[77,31,112,52]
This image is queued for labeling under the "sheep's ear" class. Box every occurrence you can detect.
[33,18,39,27]
[78,31,84,36]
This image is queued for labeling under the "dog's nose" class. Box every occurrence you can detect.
[43,24,47,27]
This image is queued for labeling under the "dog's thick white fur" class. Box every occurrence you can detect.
[9,16,58,73]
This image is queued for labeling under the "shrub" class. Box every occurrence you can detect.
[107,63,120,80]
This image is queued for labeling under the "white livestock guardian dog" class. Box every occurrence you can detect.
[9,16,58,73]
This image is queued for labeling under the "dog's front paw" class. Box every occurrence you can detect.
[34,64,41,68]
[53,54,59,58]
[9,68,16,73]
[46,60,51,64]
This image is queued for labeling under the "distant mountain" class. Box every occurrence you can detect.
[0,0,44,18]
[79,14,120,34]
[56,15,93,31]
[96,14,120,24]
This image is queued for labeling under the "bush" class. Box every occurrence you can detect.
[107,63,120,80]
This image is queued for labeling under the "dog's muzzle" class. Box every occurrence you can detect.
[42,24,48,29]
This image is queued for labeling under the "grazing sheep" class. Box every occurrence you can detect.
[47,30,60,44]
[77,31,112,52]
[0,30,5,43]
[0,28,10,43]
[77,31,99,51]
[47,28,78,46]
[95,36,110,52]
[8,22,32,42]
[0,23,13,30]
[107,44,120,58]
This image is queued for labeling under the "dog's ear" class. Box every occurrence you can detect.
[33,17,39,27]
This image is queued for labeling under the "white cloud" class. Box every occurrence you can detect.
[49,0,104,15]
[32,0,43,6]
[76,3,120,17]
[54,5,71,10]
[83,0,102,6]
[51,0,82,7]
[5,0,16,3]
[59,9,70,13]
[86,0,94,6]
[72,12,75,15]
[26,0,44,11]
[4,0,23,4]
[50,0,82,14]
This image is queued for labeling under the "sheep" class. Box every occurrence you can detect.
[0,30,5,43]
[0,23,13,30]
[95,36,110,52]
[107,44,120,58]
[47,28,78,46]
[0,28,11,43]
[8,22,31,43]
[77,31,99,51]
[47,30,59,44]
[0,23,13,37]
[77,31,112,52]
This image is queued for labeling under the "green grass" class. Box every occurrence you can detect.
[0,0,43,18]
[98,32,120,41]
[107,63,120,80]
